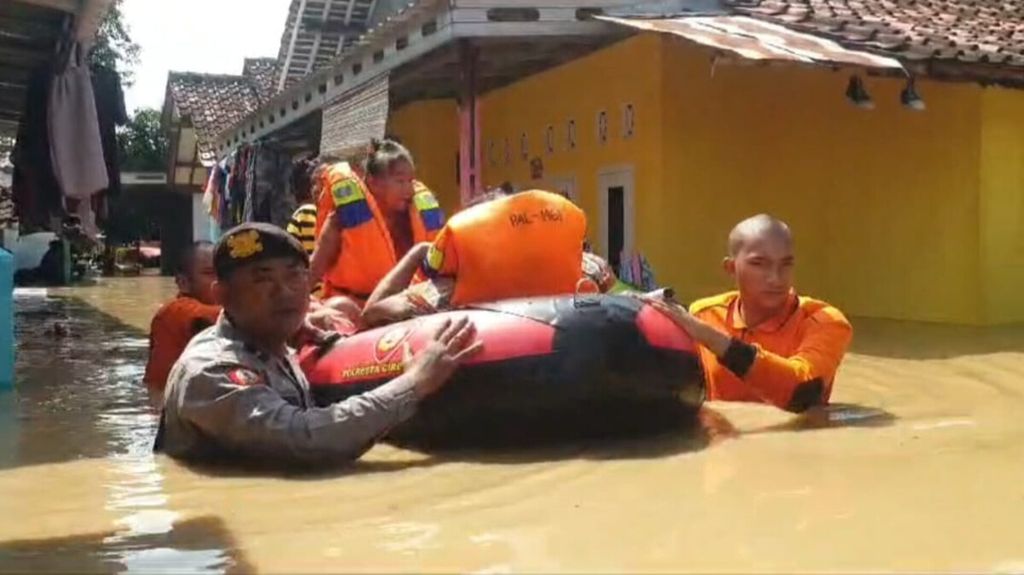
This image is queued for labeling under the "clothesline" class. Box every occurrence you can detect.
[202,141,299,236]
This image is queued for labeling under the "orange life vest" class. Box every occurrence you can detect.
[426,190,586,306]
[322,169,444,299]
[314,162,355,239]
[144,296,221,394]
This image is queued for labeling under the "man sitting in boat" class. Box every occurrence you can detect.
[361,188,587,327]
[154,223,482,464]
[310,138,446,306]
[144,241,220,408]
[640,214,853,413]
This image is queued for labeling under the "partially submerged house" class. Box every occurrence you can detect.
[180,0,1024,325]
[159,0,411,240]
[161,58,282,241]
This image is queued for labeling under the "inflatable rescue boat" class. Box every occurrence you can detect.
[298,293,706,445]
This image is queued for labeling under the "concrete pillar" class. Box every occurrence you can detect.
[458,40,482,206]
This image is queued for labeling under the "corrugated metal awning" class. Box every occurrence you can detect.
[275,0,379,91]
[319,73,390,159]
[597,14,904,70]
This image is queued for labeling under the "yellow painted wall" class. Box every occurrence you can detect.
[979,87,1024,323]
[659,36,984,324]
[388,99,461,213]
[394,32,1020,324]
[479,34,665,243]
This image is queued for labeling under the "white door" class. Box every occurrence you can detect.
[597,167,636,273]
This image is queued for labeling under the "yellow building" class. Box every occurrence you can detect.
[213,1,1024,326]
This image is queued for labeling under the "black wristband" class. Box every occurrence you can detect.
[719,338,757,378]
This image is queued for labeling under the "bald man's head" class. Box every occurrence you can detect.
[724,214,796,316]
[175,241,216,304]
[727,214,793,257]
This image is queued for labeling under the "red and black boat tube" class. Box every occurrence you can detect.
[298,293,705,445]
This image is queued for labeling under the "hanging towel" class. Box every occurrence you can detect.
[48,42,108,236]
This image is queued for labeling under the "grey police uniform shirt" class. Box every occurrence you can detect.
[155,314,419,464]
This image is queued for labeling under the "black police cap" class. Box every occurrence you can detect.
[213,222,309,279]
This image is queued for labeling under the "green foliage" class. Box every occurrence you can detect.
[117,108,167,172]
[88,0,140,85]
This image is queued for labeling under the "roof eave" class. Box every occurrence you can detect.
[217,0,449,148]
[160,81,177,133]
[214,0,627,156]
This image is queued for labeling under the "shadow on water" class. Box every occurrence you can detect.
[182,402,896,480]
[396,405,716,464]
[176,407,721,479]
[742,403,898,435]
[171,453,441,480]
[0,516,252,574]
[848,316,1024,360]
[0,291,156,471]
[384,400,897,465]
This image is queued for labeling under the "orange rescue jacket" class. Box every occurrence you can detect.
[144,295,221,393]
[314,162,355,239]
[689,291,853,412]
[422,189,587,306]
[320,166,444,298]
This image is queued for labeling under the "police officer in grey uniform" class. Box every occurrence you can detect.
[155,222,482,464]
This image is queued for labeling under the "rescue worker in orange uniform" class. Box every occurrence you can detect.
[310,138,445,304]
[361,188,587,326]
[640,214,853,413]
[144,241,221,406]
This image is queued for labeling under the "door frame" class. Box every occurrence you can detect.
[596,165,636,263]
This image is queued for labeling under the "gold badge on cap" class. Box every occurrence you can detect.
[227,230,264,259]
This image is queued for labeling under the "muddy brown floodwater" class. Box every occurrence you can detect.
[1,276,1023,573]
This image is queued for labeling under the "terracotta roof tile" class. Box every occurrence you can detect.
[243,57,281,104]
[728,0,1024,76]
[167,72,262,164]
[166,59,284,164]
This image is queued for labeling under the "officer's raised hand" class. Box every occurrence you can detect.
[403,317,483,399]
